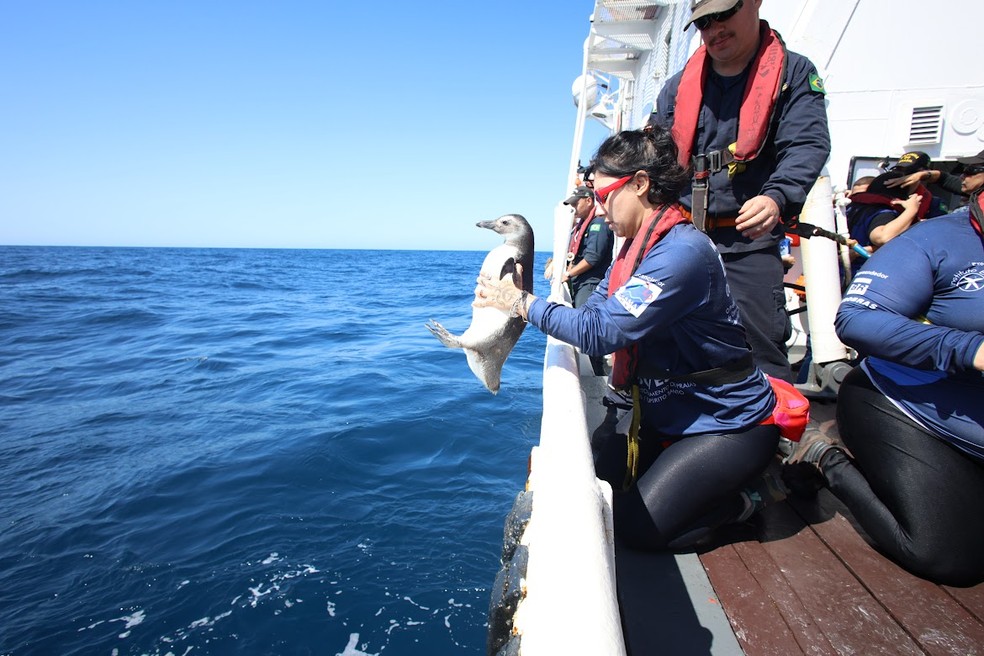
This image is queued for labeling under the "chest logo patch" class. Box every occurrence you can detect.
[615,276,663,317]
[955,269,984,292]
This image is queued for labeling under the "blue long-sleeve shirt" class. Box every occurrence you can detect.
[527,223,774,436]
[649,46,830,253]
[835,208,984,459]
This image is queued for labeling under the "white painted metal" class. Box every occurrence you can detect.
[763,0,984,189]
[511,337,624,655]
[798,176,850,364]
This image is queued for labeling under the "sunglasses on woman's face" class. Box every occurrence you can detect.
[594,175,633,205]
[693,0,744,31]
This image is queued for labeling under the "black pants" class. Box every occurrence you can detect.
[722,247,793,382]
[829,366,984,586]
[593,413,779,550]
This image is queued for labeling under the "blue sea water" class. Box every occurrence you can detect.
[0,246,549,655]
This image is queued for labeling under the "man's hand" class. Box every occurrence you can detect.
[884,171,928,192]
[893,193,923,215]
[736,195,781,239]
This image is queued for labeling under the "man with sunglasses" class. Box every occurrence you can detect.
[648,0,830,382]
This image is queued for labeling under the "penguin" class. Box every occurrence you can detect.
[426,214,534,394]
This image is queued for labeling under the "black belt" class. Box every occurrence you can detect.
[636,351,755,386]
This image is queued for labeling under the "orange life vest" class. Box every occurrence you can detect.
[672,20,786,170]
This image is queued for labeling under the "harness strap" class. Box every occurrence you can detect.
[623,384,643,491]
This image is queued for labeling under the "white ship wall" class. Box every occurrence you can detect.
[762,0,984,189]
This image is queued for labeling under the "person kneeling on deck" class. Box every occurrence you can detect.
[785,186,984,587]
[474,127,787,550]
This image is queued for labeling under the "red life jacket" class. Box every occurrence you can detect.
[607,205,691,389]
[567,206,597,260]
[972,190,984,238]
[846,192,899,209]
[850,183,933,221]
[672,20,786,169]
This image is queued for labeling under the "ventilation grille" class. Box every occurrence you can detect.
[908,105,944,144]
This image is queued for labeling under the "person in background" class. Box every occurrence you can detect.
[879,151,947,217]
[958,151,984,197]
[844,172,923,275]
[846,175,874,197]
[648,0,831,382]
[885,148,984,206]
[559,186,615,309]
[474,127,781,550]
[560,185,615,374]
[784,190,984,586]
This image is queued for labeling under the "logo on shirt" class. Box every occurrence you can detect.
[590,223,601,232]
[847,277,871,296]
[615,276,663,317]
[955,269,984,292]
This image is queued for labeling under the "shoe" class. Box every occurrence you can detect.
[781,429,837,496]
[785,429,834,464]
[735,466,788,523]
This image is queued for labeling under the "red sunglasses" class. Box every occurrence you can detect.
[594,175,633,204]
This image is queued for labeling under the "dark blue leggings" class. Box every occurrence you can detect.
[831,366,984,586]
[593,416,779,550]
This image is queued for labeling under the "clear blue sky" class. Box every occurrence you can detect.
[1,1,612,251]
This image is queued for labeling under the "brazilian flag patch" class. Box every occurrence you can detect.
[809,73,826,94]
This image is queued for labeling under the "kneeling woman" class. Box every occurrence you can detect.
[474,127,780,550]
[788,189,984,586]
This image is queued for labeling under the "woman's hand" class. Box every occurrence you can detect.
[473,263,526,315]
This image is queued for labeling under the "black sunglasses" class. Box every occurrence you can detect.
[693,0,744,31]
[962,165,984,176]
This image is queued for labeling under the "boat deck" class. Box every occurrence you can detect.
[615,399,984,656]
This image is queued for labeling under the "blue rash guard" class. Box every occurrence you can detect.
[835,208,984,460]
[527,223,775,437]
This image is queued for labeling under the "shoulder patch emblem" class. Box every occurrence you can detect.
[589,223,601,232]
[614,276,663,317]
[809,73,825,94]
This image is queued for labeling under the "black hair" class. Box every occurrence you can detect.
[589,126,689,206]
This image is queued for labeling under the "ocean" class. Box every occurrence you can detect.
[0,246,549,655]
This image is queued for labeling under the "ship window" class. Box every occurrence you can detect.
[908,105,944,144]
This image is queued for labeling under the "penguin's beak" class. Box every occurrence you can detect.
[476,220,497,231]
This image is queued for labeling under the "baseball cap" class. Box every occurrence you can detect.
[956,148,984,167]
[686,0,741,29]
[890,151,931,173]
[563,186,593,205]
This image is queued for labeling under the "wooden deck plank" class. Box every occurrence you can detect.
[729,538,837,655]
[735,500,922,654]
[943,583,984,626]
[700,540,811,655]
[790,492,984,656]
